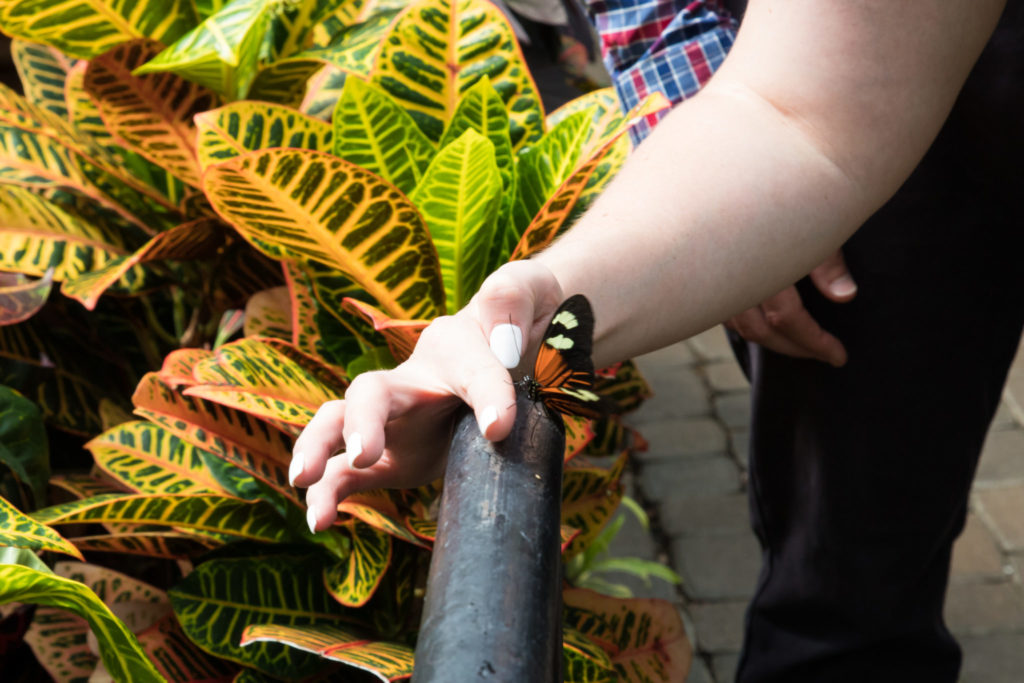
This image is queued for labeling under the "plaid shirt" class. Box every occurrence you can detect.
[584,0,736,142]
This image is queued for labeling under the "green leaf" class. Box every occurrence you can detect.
[10,39,77,119]
[0,385,49,509]
[324,520,392,607]
[563,625,617,683]
[514,108,591,233]
[0,0,197,59]
[134,0,273,100]
[410,128,501,311]
[169,553,353,677]
[0,564,166,682]
[0,493,82,559]
[332,76,435,195]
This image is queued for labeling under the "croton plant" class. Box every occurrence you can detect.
[0,0,688,679]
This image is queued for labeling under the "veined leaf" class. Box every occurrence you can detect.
[0,0,196,59]
[563,625,617,683]
[314,0,410,44]
[340,298,426,362]
[410,128,500,311]
[247,57,323,108]
[0,493,82,559]
[169,553,351,677]
[337,490,429,548]
[2,564,165,682]
[242,623,414,682]
[70,530,223,559]
[0,385,49,509]
[156,346,211,387]
[85,40,216,188]
[299,9,400,80]
[260,0,347,64]
[593,360,652,414]
[62,217,223,309]
[563,414,596,463]
[562,589,690,682]
[244,285,292,339]
[195,100,333,170]
[203,147,445,320]
[372,0,543,148]
[87,421,228,496]
[137,612,240,683]
[0,270,52,325]
[561,453,626,559]
[0,185,129,281]
[332,76,435,195]
[300,64,348,120]
[11,39,76,120]
[184,337,348,427]
[32,493,296,544]
[324,520,392,607]
[50,471,127,499]
[135,0,273,100]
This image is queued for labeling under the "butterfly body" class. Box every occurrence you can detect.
[521,294,612,419]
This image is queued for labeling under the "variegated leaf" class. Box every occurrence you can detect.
[156,346,211,387]
[0,0,196,59]
[563,414,596,462]
[324,520,392,607]
[561,453,626,559]
[184,337,348,427]
[0,493,83,559]
[0,384,49,510]
[593,360,652,414]
[563,625,617,683]
[7,564,165,683]
[0,269,52,325]
[85,40,216,188]
[137,612,240,683]
[410,129,500,311]
[33,493,296,544]
[300,259,391,359]
[22,597,95,682]
[86,420,227,496]
[61,217,223,309]
[372,0,543,148]
[261,0,348,62]
[195,100,333,170]
[583,419,643,459]
[301,9,400,80]
[244,285,292,339]
[169,553,351,677]
[50,471,127,499]
[340,297,426,362]
[203,147,445,320]
[513,108,590,232]
[242,623,414,682]
[11,39,76,120]
[337,490,428,548]
[247,58,323,108]
[70,530,223,559]
[332,76,435,195]
[134,0,272,100]
[562,589,690,682]
[314,0,410,44]
[300,64,348,121]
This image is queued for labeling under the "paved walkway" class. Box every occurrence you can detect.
[606,326,1024,683]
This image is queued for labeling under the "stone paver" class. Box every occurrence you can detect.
[609,336,1024,682]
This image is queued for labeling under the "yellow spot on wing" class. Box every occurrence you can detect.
[550,310,578,329]
[545,334,574,350]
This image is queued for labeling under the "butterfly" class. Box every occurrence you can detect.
[518,294,613,419]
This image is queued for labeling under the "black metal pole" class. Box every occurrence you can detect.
[412,390,565,682]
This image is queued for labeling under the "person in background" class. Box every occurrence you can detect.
[291,1,1024,680]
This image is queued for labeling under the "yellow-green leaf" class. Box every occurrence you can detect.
[561,454,626,559]
[11,39,77,120]
[244,285,292,339]
[325,520,392,607]
[242,623,414,682]
[410,128,500,310]
[332,76,435,195]
[371,0,543,147]
[0,493,83,559]
[0,0,196,59]
[69,530,223,559]
[563,625,617,683]
[337,490,429,548]
[203,147,445,320]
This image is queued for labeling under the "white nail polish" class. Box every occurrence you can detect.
[489,323,523,369]
[347,433,363,468]
[306,507,318,534]
[288,451,305,487]
[479,406,498,435]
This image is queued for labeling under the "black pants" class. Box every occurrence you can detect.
[732,6,1024,681]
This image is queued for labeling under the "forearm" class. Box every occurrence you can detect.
[535,0,1004,367]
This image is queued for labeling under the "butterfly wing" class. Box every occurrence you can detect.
[532,295,611,419]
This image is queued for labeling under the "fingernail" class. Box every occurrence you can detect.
[346,433,363,468]
[288,451,305,487]
[479,406,498,436]
[489,323,523,369]
[306,507,318,534]
[830,275,857,297]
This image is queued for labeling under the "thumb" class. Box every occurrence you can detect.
[809,250,857,303]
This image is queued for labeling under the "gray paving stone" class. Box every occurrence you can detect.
[944,581,1024,636]
[960,633,1024,683]
[639,456,742,504]
[1004,371,1024,426]
[633,417,728,460]
[601,508,679,601]
[635,342,695,369]
[975,429,1024,485]
[660,494,751,538]
[690,601,748,653]
[711,653,740,683]
[685,657,715,683]
[631,364,711,420]
[704,360,749,394]
[975,485,1024,552]
[989,401,1018,431]
[671,534,762,601]
[712,393,751,430]
[688,327,735,362]
[730,429,750,469]
[951,514,1010,583]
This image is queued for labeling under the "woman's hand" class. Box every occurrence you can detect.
[290,260,565,532]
